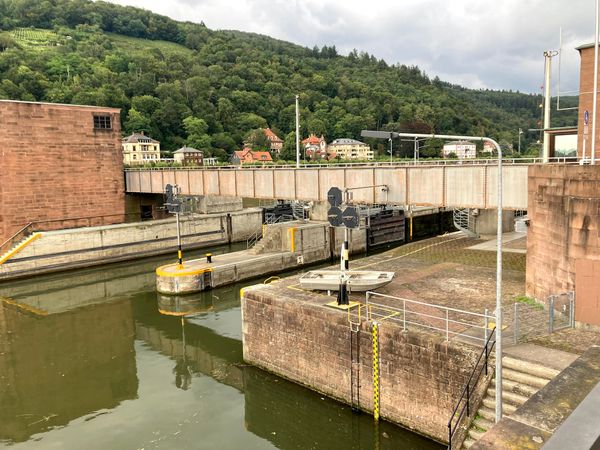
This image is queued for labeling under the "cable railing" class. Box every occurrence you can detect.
[124,156,579,171]
[447,328,497,450]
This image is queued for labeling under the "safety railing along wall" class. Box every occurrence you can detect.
[125,156,579,171]
[363,292,495,345]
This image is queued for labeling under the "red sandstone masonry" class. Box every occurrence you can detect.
[0,101,124,243]
[526,165,600,300]
[242,287,480,443]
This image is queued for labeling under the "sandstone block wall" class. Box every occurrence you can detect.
[242,287,479,443]
[0,100,124,244]
[577,47,600,161]
[526,165,600,300]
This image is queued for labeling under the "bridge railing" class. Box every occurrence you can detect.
[124,156,579,171]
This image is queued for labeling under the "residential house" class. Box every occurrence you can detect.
[482,141,495,155]
[327,138,374,160]
[302,134,328,160]
[122,131,160,164]
[264,128,283,154]
[230,148,273,165]
[173,146,204,165]
[442,141,476,159]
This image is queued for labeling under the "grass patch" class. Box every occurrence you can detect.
[107,33,192,56]
[514,295,544,310]
[10,27,61,48]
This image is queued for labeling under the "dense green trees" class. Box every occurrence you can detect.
[0,0,577,161]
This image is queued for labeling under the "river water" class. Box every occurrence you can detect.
[0,244,442,450]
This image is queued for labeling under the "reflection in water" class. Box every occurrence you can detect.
[0,298,137,443]
[157,294,215,392]
[0,243,442,449]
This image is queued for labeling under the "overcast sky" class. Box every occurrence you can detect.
[105,0,595,93]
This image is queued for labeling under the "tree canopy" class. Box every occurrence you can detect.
[0,0,577,160]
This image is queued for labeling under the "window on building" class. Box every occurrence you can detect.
[93,115,112,130]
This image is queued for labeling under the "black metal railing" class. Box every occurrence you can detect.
[447,327,497,449]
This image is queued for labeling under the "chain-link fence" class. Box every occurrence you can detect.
[502,292,575,346]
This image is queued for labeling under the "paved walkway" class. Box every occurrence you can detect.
[467,231,527,254]
[504,343,578,371]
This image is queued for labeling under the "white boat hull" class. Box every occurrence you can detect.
[299,270,394,292]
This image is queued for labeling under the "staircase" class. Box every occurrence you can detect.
[453,208,477,237]
[462,355,560,448]
[0,232,42,265]
[291,201,308,220]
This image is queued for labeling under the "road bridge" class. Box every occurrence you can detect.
[125,159,572,210]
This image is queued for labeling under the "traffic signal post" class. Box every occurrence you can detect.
[165,184,184,269]
[327,185,388,305]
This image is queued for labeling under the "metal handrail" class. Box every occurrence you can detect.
[0,222,33,256]
[367,292,493,319]
[447,327,497,450]
[29,212,141,230]
[124,156,579,171]
[246,214,295,249]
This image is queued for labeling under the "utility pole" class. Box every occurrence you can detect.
[518,128,523,154]
[295,95,300,168]
[389,137,393,164]
[542,51,557,163]
[414,138,418,163]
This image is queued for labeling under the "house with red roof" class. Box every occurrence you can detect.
[264,128,283,154]
[230,147,273,165]
[302,134,328,160]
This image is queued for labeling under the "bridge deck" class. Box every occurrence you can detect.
[125,162,558,209]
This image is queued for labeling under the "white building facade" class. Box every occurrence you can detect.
[442,141,476,159]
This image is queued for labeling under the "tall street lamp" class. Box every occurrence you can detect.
[362,129,504,422]
[518,128,523,154]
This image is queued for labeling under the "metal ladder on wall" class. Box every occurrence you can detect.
[453,208,477,237]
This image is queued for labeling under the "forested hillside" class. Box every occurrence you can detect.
[0,0,577,159]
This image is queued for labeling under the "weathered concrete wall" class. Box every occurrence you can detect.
[474,209,515,236]
[0,209,262,280]
[526,165,600,301]
[0,100,124,244]
[197,195,243,213]
[241,285,479,443]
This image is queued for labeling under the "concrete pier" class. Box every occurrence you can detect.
[156,221,365,295]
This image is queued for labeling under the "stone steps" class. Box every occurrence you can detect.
[491,377,539,397]
[460,353,560,449]
[503,356,560,380]
[501,368,550,389]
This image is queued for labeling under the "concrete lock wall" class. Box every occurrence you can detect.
[526,165,600,303]
[0,209,263,280]
[241,287,480,443]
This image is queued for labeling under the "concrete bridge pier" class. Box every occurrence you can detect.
[473,209,515,237]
